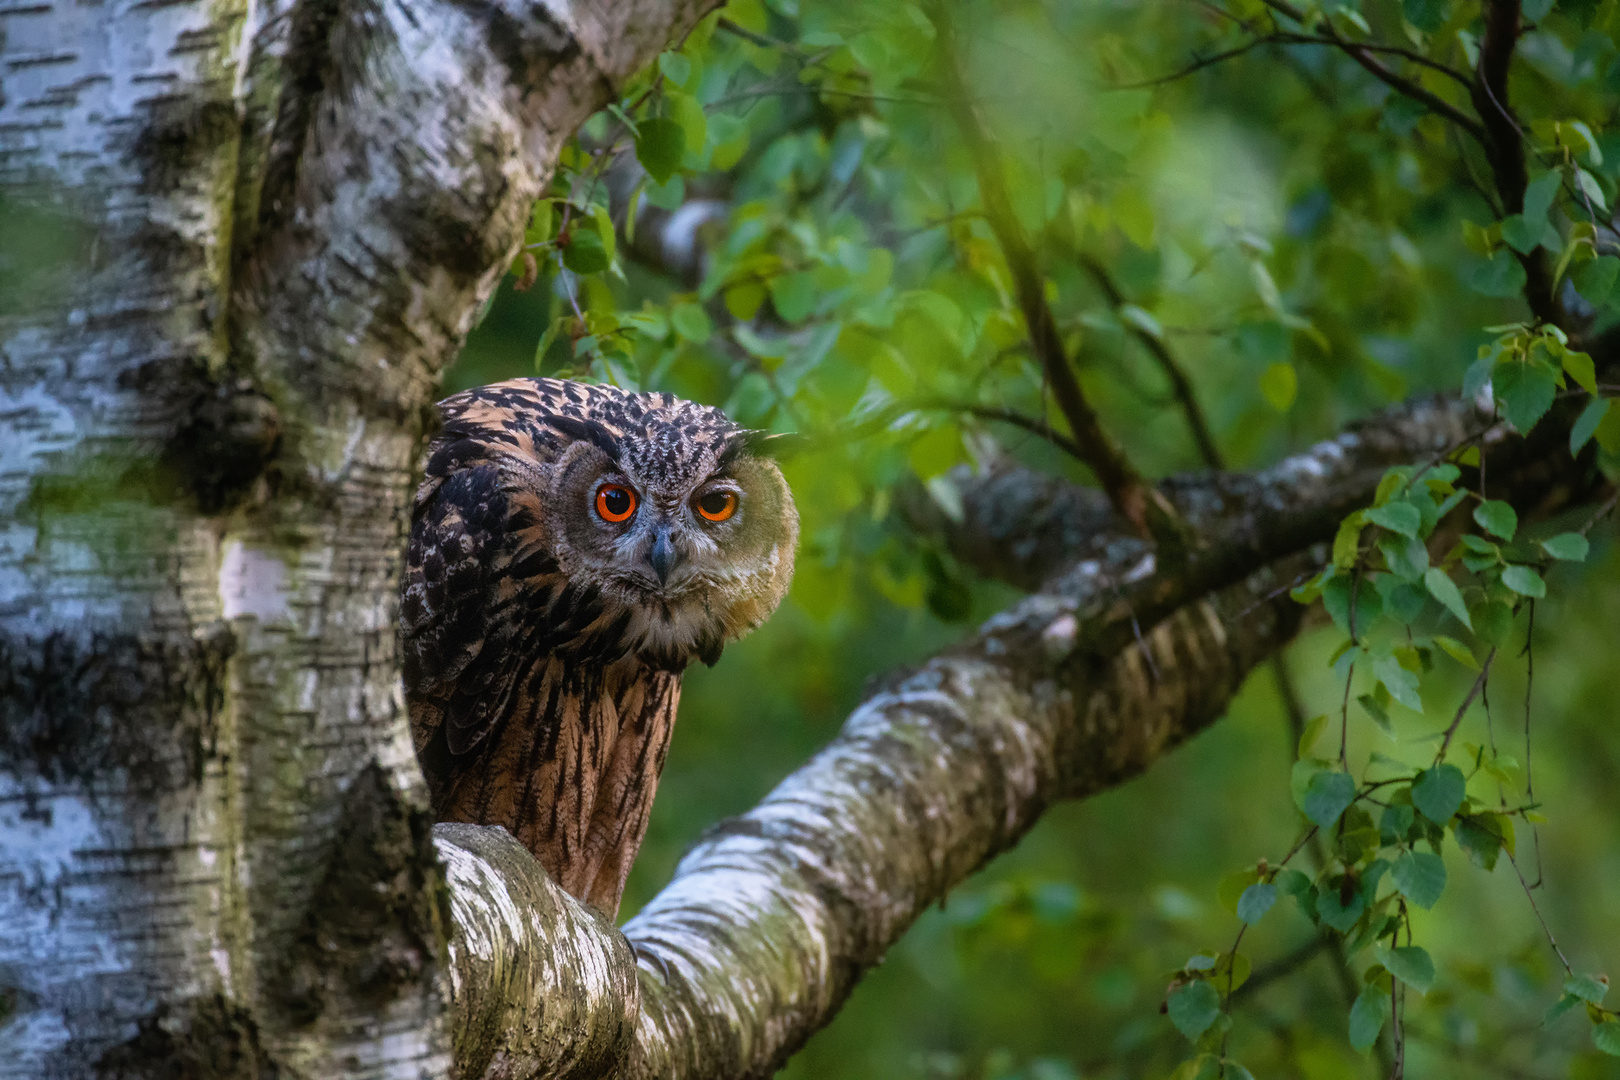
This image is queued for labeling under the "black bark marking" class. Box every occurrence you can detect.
[94,994,279,1080]
[273,763,450,1025]
[0,626,235,793]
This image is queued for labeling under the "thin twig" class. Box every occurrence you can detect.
[1506,849,1573,974]
[1257,0,1486,142]
[946,403,1088,461]
[1436,648,1499,761]
[1079,254,1225,470]
[1114,37,1274,89]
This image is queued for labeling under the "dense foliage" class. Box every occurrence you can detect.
[450,0,1620,1076]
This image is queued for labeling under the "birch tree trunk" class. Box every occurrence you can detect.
[0,0,711,1074]
[2,1,1615,1078]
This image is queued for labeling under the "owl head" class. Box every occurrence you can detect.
[427,378,798,671]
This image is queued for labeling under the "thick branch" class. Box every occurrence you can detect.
[1470,0,1562,326]
[438,385,1608,1080]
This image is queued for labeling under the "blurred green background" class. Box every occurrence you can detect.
[445,0,1620,1076]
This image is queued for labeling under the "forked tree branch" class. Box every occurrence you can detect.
[1078,254,1226,470]
[436,381,1610,1079]
[930,5,1165,536]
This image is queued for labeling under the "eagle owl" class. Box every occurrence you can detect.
[401,377,797,916]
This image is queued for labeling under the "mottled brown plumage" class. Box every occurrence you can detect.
[402,378,797,916]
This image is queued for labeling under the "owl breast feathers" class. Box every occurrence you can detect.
[401,377,798,916]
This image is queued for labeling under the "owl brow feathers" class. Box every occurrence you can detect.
[545,414,624,463]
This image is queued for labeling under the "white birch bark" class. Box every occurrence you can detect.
[0,0,713,1074]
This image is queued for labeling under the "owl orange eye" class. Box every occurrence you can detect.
[595,484,637,523]
[696,490,737,522]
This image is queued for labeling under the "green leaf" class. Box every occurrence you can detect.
[562,226,609,274]
[1315,883,1366,933]
[1259,362,1297,410]
[1237,882,1277,925]
[1563,349,1599,395]
[1424,568,1473,629]
[1523,170,1563,223]
[1167,980,1222,1040]
[1576,167,1608,212]
[1358,692,1396,740]
[1493,360,1559,433]
[1501,565,1546,598]
[1218,868,1261,914]
[1374,654,1423,712]
[657,50,693,88]
[1298,713,1329,758]
[1565,974,1611,1005]
[1470,598,1515,647]
[1574,256,1620,305]
[1500,213,1544,255]
[1333,514,1366,568]
[1595,1019,1620,1057]
[1303,770,1357,829]
[1541,532,1590,562]
[1573,398,1611,454]
[666,89,708,162]
[769,270,817,323]
[524,198,554,246]
[1433,634,1481,670]
[1375,944,1436,994]
[1381,803,1416,844]
[1274,868,1312,897]
[1367,502,1421,538]
[1403,0,1447,28]
[1168,1055,1221,1080]
[1470,250,1528,297]
[1322,574,1383,636]
[670,301,712,344]
[1412,764,1466,825]
[634,117,687,186]
[590,204,617,266]
[1473,500,1518,540]
[1456,814,1506,870]
[1349,986,1390,1051]
[1545,992,1584,1026]
[1392,851,1447,909]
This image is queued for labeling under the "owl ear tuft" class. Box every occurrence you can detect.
[720,429,804,464]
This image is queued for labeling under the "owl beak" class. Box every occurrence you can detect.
[648,526,679,585]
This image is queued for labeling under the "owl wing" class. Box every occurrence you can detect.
[402,378,638,760]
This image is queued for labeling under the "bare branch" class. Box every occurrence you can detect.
[931,4,1165,536]
[1257,0,1487,142]
[1079,254,1225,470]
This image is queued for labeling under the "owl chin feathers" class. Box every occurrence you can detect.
[597,546,795,670]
